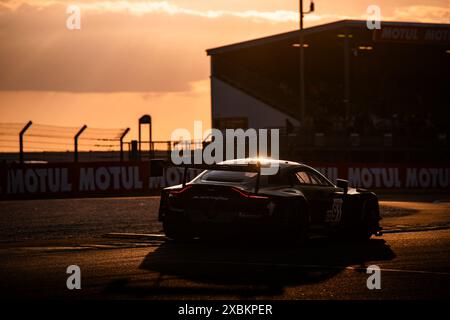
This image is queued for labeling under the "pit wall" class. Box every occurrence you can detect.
[0,162,448,200]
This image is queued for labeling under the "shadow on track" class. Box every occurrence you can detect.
[105,237,395,298]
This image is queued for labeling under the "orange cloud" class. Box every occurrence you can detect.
[0,1,302,93]
[391,5,450,23]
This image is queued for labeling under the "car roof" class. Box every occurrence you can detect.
[218,158,329,177]
[216,158,335,186]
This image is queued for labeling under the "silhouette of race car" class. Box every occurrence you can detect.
[158,158,382,242]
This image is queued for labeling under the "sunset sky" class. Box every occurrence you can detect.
[0,0,449,149]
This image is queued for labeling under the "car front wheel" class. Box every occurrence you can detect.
[350,201,379,241]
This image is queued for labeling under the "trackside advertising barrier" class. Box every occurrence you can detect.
[0,161,201,200]
[313,164,449,189]
[0,162,449,200]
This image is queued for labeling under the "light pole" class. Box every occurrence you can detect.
[299,0,315,121]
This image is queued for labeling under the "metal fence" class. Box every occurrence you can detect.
[0,122,130,163]
[0,122,208,163]
[2,122,448,164]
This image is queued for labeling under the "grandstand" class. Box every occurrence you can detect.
[207,20,450,163]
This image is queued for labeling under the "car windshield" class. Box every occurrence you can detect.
[200,170,257,183]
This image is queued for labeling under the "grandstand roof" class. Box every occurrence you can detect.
[206,19,450,56]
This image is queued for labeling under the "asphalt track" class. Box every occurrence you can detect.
[1,228,449,299]
[0,195,449,300]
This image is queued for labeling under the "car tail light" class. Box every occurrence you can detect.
[231,187,268,199]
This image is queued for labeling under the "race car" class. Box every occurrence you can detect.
[158,158,382,242]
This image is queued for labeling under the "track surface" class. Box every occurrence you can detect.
[0,230,449,299]
[0,195,449,299]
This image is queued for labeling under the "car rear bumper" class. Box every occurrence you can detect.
[163,208,291,237]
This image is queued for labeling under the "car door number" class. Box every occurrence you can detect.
[325,198,343,224]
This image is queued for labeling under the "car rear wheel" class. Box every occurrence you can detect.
[163,212,194,242]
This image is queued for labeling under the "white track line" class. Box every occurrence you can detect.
[159,259,450,276]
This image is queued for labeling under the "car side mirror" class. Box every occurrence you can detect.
[336,179,349,194]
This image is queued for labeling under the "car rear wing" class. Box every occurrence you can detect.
[175,162,262,193]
